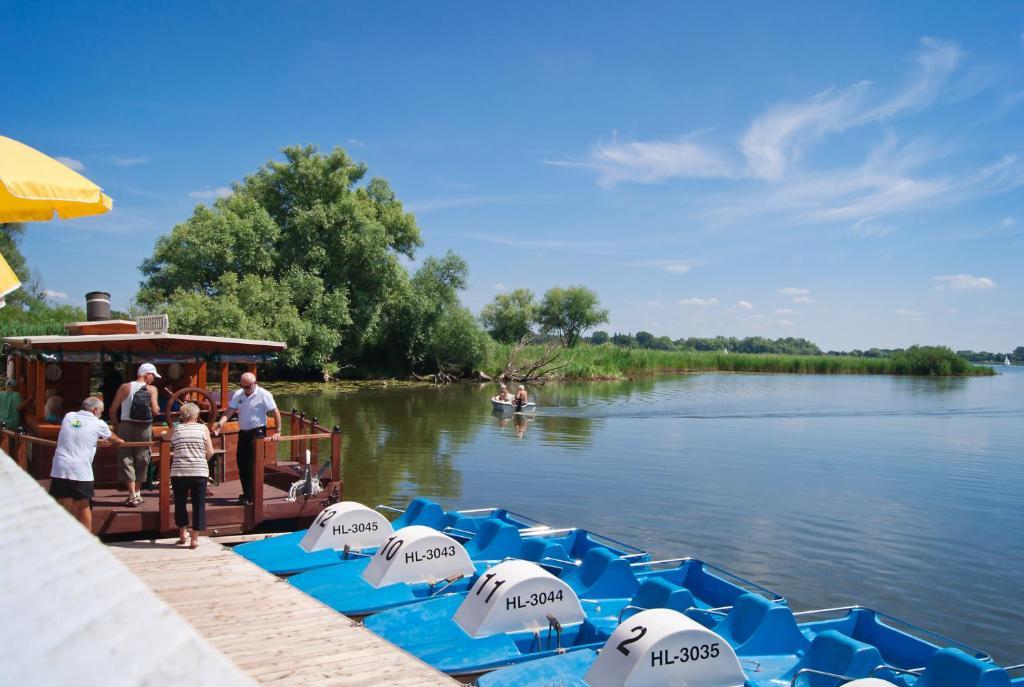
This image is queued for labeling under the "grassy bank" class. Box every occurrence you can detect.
[484,344,995,379]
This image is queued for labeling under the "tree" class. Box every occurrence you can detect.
[590,330,609,345]
[425,307,492,377]
[635,331,654,348]
[480,289,537,343]
[138,145,425,376]
[536,285,609,348]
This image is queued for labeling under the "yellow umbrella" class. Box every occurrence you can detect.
[0,135,114,222]
[0,250,18,308]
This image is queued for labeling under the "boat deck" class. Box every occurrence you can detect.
[42,472,324,536]
[109,537,460,686]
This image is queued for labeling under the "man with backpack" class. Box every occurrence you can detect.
[109,362,162,507]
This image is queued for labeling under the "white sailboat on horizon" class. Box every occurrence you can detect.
[1005,356,1012,366]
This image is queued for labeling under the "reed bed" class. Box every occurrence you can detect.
[484,344,994,379]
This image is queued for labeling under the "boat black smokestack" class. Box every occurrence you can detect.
[85,291,112,321]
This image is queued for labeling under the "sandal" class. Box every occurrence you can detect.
[189,536,199,550]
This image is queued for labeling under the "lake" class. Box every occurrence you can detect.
[275,367,1024,664]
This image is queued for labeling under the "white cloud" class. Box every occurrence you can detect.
[547,132,736,188]
[793,296,814,304]
[493,283,506,291]
[113,156,149,167]
[775,308,795,315]
[948,307,960,314]
[779,287,810,296]
[56,156,85,171]
[42,289,68,301]
[932,274,997,291]
[625,259,693,274]
[777,319,794,327]
[188,187,233,200]
[896,308,924,318]
[734,300,754,310]
[680,297,718,307]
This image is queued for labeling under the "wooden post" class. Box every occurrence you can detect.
[219,362,229,409]
[196,362,207,390]
[331,426,342,490]
[159,440,171,533]
[252,438,265,527]
[34,360,46,419]
[289,409,299,461]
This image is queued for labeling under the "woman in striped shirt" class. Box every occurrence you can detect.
[170,402,214,549]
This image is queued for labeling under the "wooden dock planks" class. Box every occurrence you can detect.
[109,538,460,687]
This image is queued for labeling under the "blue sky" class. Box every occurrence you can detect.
[2,2,1022,351]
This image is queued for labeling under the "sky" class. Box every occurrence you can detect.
[2,2,1022,351]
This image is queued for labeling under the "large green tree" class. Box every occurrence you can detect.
[536,285,609,348]
[480,288,537,343]
[139,145,425,375]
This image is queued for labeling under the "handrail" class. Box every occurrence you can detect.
[789,667,860,686]
[791,605,989,661]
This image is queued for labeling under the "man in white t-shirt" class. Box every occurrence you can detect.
[50,396,125,530]
[214,372,281,505]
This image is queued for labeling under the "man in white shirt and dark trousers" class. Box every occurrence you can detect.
[50,396,125,530]
[214,372,281,505]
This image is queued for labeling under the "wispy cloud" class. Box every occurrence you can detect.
[626,259,693,274]
[733,300,754,310]
[932,273,997,290]
[548,131,736,188]
[680,297,718,307]
[895,308,924,318]
[56,156,85,171]
[113,155,149,167]
[188,187,233,200]
[42,289,69,301]
[779,287,810,296]
[775,308,795,315]
[493,283,506,291]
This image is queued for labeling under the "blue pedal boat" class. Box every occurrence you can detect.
[234,497,545,575]
[288,524,649,617]
[362,555,783,677]
[478,593,1014,687]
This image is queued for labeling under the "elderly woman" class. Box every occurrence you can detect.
[170,402,214,549]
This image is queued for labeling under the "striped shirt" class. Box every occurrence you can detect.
[170,422,210,478]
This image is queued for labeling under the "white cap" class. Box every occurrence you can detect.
[138,363,161,378]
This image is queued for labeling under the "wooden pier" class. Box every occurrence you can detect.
[109,537,460,687]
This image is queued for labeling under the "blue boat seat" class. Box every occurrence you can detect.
[779,630,882,687]
[714,592,808,655]
[462,519,522,560]
[560,547,639,600]
[916,648,1012,687]
[623,578,696,621]
[392,497,445,530]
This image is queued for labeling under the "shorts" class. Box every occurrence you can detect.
[50,477,94,501]
[117,421,153,483]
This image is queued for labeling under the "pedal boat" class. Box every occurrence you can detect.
[491,397,536,413]
[288,524,649,617]
[234,497,545,575]
[362,555,783,677]
[478,594,1006,687]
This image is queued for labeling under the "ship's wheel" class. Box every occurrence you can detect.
[163,386,220,428]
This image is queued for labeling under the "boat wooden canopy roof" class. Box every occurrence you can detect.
[3,332,287,363]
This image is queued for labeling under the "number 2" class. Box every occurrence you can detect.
[616,625,647,656]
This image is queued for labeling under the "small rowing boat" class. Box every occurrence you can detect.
[491,397,536,413]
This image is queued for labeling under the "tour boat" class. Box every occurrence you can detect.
[491,397,536,413]
[286,523,649,616]
[234,497,546,575]
[477,599,1016,687]
[361,555,783,677]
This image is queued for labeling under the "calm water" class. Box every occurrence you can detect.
[276,368,1024,663]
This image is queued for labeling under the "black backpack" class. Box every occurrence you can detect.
[128,384,153,422]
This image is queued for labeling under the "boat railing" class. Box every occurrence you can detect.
[252,428,342,529]
[0,425,55,471]
[791,605,990,661]
[374,503,550,530]
[788,667,862,686]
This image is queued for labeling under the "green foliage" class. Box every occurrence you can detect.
[0,223,87,334]
[480,288,537,343]
[483,343,993,379]
[426,307,492,375]
[589,330,609,345]
[536,285,609,348]
[139,144,430,375]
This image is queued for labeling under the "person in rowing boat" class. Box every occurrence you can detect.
[496,383,511,402]
[514,385,528,412]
